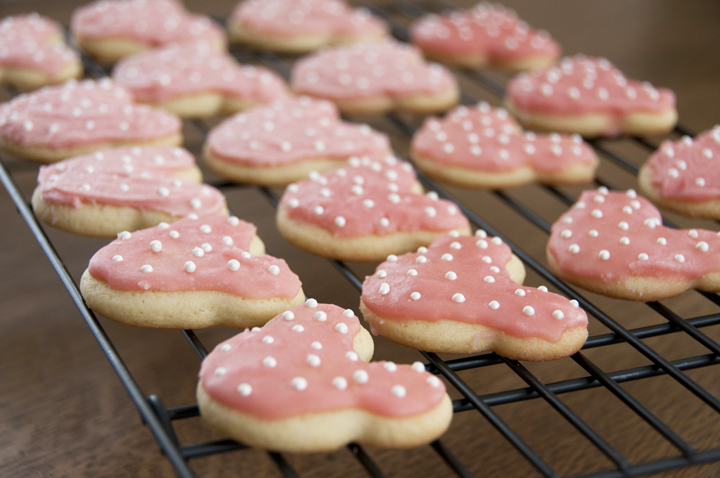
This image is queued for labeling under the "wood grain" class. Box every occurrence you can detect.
[1,1,720,477]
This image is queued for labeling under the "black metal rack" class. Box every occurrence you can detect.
[2,1,720,477]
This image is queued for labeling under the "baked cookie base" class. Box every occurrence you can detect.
[0,132,183,164]
[504,98,678,138]
[80,267,306,330]
[412,152,598,189]
[203,145,350,187]
[547,248,720,302]
[0,59,83,92]
[637,164,720,219]
[75,35,227,64]
[419,48,557,72]
[276,206,471,262]
[227,21,387,54]
[143,92,277,119]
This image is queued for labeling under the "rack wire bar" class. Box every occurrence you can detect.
[2,1,720,477]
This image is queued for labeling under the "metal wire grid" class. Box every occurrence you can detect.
[2,1,720,477]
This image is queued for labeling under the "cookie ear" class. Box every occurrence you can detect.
[0,79,182,163]
[80,214,305,329]
[291,40,459,115]
[32,146,226,237]
[361,234,588,360]
[197,301,452,452]
[412,102,597,188]
[112,44,287,118]
[276,156,471,262]
[203,97,391,186]
[548,188,720,301]
[638,128,720,219]
[505,56,677,137]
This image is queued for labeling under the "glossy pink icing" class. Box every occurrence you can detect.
[645,127,720,202]
[0,14,80,77]
[410,3,559,63]
[71,0,224,49]
[507,56,675,116]
[412,102,595,173]
[292,40,456,101]
[207,97,390,167]
[88,214,301,297]
[0,79,181,149]
[37,146,225,217]
[232,0,387,38]
[362,234,587,342]
[199,301,446,419]
[112,44,287,103]
[280,156,470,238]
[548,188,720,282]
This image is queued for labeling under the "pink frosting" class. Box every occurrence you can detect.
[280,156,470,238]
[37,146,225,217]
[232,0,387,39]
[199,301,447,419]
[88,214,302,297]
[0,14,80,77]
[71,0,224,49]
[548,188,720,282]
[410,3,560,63]
[412,102,596,173]
[112,44,287,103]
[0,79,181,149]
[207,97,390,167]
[645,127,720,202]
[507,56,675,117]
[362,234,587,343]
[292,40,457,101]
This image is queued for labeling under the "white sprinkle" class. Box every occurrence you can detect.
[445,271,457,280]
[411,292,421,301]
[379,283,391,295]
[552,310,564,320]
[384,362,397,372]
[346,351,359,361]
[412,362,425,372]
[523,306,535,316]
[305,298,318,308]
[269,265,280,275]
[441,253,453,261]
[407,269,418,276]
[488,300,500,310]
[638,253,649,261]
[591,209,603,218]
[569,244,580,254]
[416,256,427,264]
[150,240,162,252]
[657,237,667,245]
[697,241,709,252]
[214,367,227,376]
[452,293,465,303]
[599,250,610,260]
[561,230,572,239]
[314,311,327,321]
[283,311,295,321]
[332,377,348,390]
[112,255,123,262]
[386,254,397,262]
[336,323,349,334]
[343,309,354,317]
[221,344,231,352]
[291,377,308,390]
[237,384,252,396]
[313,205,324,215]
[620,237,630,245]
[354,370,369,384]
[263,356,277,367]
[140,264,153,273]
[192,247,204,258]
[484,276,495,283]
[335,216,346,227]
[311,341,322,350]
[184,261,196,273]
[292,325,304,332]
[200,225,211,233]
[674,254,685,263]
[427,376,441,388]
[391,385,407,398]
[262,336,274,344]
[515,289,526,296]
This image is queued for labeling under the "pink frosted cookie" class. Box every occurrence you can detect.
[291,40,459,115]
[410,3,560,71]
[411,102,598,188]
[277,156,471,262]
[71,0,226,64]
[197,300,452,452]
[638,128,720,219]
[360,234,588,360]
[547,188,720,301]
[112,44,288,118]
[0,79,182,163]
[203,97,391,186]
[505,56,677,137]
[228,0,388,54]
[32,146,227,237]
[0,14,83,91]
[80,215,305,329]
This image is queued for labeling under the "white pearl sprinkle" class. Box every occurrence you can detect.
[353,370,369,384]
[140,264,153,273]
[311,341,322,350]
[305,298,318,308]
[283,311,295,321]
[488,300,500,309]
[336,323,349,334]
[313,311,327,321]
[379,282,390,295]
[262,336,274,344]
[638,253,649,260]
[412,362,425,372]
[675,254,685,263]
[221,344,231,352]
[552,310,565,320]
[384,362,397,372]
[263,356,277,367]
[292,324,304,333]
[445,271,457,280]
[346,351,359,361]
[599,250,610,260]
[291,377,308,390]
[118,231,132,240]
[192,247,204,257]
[523,306,535,316]
[332,377,347,390]
[484,276,495,283]
[184,261,196,273]
[391,385,407,398]
[569,244,580,254]
[697,241,709,252]
[441,253,453,261]
[411,292,421,301]
[515,289,526,296]
[427,376,441,388]
[452,293,465,303]
[657,237,667,245]
[237,383,252,396]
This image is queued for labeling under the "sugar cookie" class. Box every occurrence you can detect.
[228,0,388,54]
[547,188,720,301]
[277,156,471,262]
[505,56,677,137]
[71,0,226,64]
[638,127,720,219]
[0,79,182,163]
[197,300,452,452]
[412,102,598,188]
[360,234,588,360]
[32,146,227,237]
[112,43,288,118]
[0,14,82,91]
[291,40,459,115]
[80,215,305,329]
[410,3,560,71]
[203,97,391,186]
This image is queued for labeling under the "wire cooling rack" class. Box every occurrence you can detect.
[2,1,720,477]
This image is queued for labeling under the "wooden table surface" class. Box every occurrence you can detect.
[2,1,720,477]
